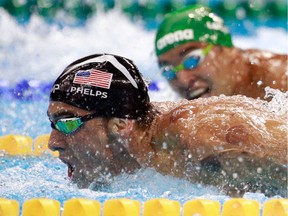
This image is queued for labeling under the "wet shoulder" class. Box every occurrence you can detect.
[243,48,287,62]
[153,96,269,126]
[152,99,197,130]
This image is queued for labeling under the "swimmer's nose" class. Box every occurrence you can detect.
[48,130,66,152]
[174,70,197,86]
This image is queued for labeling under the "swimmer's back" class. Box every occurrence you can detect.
[153,95,287,165]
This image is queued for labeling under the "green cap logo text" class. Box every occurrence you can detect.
[156,29,194,51]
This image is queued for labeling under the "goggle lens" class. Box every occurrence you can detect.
[161,67,177,80]
[50,112,100,135]
[160,45,213,80]
[182,56,201,69]
[53,118,83,135]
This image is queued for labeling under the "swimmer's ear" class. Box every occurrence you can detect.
[108,118,134,136]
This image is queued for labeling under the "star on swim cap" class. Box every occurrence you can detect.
[50,53,150,119]
[155,4,233,56]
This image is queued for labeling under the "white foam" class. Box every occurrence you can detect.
[0,9,287,203]
[0,8,287,85]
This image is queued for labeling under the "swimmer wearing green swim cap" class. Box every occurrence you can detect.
[48,53,287,197]
[155,4,287,100]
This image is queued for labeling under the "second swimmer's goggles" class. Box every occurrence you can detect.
[50,112,99,135]
[160,44,214,80]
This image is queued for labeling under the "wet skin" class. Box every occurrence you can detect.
[158,42,287,100]
[47,101,140,189]
[48,96,287,196]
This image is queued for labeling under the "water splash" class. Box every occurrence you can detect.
[1,8,287,84]
[264,87,288,115]
[0,6,287,205]
[0,8,159,84]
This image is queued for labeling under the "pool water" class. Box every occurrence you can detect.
[0,5,287,209]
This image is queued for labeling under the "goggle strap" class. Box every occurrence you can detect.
[174,64,184,72]
[202,44,214,56]
[50,122,56,129]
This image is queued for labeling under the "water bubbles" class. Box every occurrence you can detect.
[257,167,262,174]
[232,173,238,179]
[173,162,178,167]
[162,191,171,197]
[257,80,263,86]
[264,87,288,115]
[237,156,244,163]
[162,142,167,149]
[236,7,246,20]
[225,161,230,166]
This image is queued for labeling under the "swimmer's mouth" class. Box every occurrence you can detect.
[60,159,75,180]
[67,163,75,179]
[188,87,211,100]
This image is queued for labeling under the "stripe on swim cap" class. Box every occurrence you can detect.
[61,54,138,89]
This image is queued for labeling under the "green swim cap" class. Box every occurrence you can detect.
[155,4,233,56]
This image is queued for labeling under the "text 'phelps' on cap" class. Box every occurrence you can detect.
[155,4,233,56]
[50,53,150,119]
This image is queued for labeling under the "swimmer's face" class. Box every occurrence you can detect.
[47,101,139,189]
[158,42,232,100]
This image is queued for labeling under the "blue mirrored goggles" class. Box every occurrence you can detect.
[50,112,99,135]
[160,44,214,80]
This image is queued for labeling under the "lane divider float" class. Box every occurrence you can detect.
[0,198,287,216]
